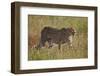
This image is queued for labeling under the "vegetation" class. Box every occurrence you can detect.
[28,15,88,60]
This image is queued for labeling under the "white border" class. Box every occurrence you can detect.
[20,6,95,70]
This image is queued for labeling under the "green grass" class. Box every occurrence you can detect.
[28,15,88,60]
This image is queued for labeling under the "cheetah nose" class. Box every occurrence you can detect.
[74,30,76,33]
[74,30,76,34]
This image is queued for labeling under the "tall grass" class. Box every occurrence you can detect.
[28,15,88,60]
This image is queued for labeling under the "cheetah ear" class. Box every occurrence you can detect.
[70,27,75,30]
[66,27,72,30]
[70,27,73,29]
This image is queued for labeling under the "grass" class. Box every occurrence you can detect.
[28,33,88,60]
[28,15,88,60]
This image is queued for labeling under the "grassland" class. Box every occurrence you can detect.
[28,15,88,60]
